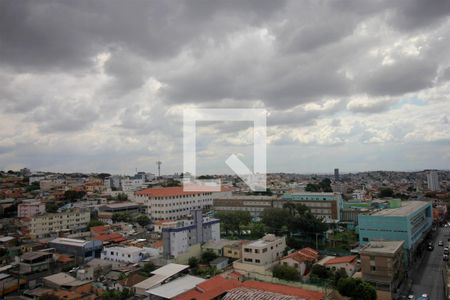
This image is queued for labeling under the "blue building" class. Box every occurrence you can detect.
[282,192,343,222]
[49,238,103,263]
[358,201,432,264]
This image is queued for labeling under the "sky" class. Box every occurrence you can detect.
[1,0,450,175]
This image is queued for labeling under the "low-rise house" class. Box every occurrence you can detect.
[223,240,247,260]
[112,272,148,292]
[202,239,241,257]
[279,247,320,277]
[210,257,229,271]
[321,255,358,277]
[76,258,113,281]
[19,251,53,274]
[233,234,286,277]
[101,246,158,264]
[43,272,92,293]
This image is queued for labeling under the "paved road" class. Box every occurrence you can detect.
[410,227,448,300]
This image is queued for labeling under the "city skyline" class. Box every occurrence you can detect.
[1,1,450,174]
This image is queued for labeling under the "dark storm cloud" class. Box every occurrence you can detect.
[0,0,286,72]
[359,58,438,96]
[1,0,450,173]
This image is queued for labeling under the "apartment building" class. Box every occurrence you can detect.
[242,234,286,266]
[28,209,90,238]
[358,201,432,264]
[162,210,220,258]
[281,192,343,222]
[18,201,46,218]
[360,240,404,299]
[135,187,230,220]
[213,195,283,219]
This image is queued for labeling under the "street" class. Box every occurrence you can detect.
[410,227,448,300]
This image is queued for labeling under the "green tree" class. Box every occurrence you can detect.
[135,215,150,227]
[337,278,376,300]
[188,256,199,268]
[116,193,128,201]
[310,264,332,280]
[139,262,156,276]
[112,212,132,223]
[201,250,218,264]
[216,211,252,236]
[64,190,86,202]
[272,264,300,281]
[305,183,320,192]
[260,208,291,234]
[102,288,133,300]
[87,219,105,229]
[377,187,394,198]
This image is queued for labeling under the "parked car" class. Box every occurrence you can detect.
[443,254,448,261]
[427,244,434,251]
[444,247,449,255]
[438,240,444,246]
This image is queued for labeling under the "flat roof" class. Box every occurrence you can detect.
[151,263,189,277]
[21,251,52,261]
[146,275,205,298]
[361,240,404,255]
[133,274,167,290]
[50,238,90,247]
[370,201,429,217]
[101,202,140,209]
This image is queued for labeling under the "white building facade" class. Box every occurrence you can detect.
[134,187,231,220]
[101,246,158,263]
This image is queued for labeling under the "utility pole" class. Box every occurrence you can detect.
[315,232,319,250]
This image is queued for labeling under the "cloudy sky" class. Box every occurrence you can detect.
[1,0,450,175]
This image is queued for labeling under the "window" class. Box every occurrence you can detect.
[371,266,376,271]
[244,248,251,253]
[255,259,260,263]
[363,237,369,242]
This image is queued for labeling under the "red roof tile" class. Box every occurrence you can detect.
[323,255,357,265]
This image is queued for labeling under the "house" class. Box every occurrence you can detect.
[321,255,358,277]
[112,272,148,292]
[209,257,229,271]
[279,247,320,277]
[101,246,158,263]
[19,251,53,274]
[233,234,286,277]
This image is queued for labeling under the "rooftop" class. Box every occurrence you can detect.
[150,263,189,277]
[135,186,201,197]
[323,255,357,265]
[50,238,90,247]
[360,240,404,255]
[146,275,205,298]
[370,201,429,217]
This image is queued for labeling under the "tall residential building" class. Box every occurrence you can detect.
[426,170,440,191]
[281,192,343,222]
[334,168,340,181]
[134,186,231,221]
[360,240,405,298]
[27,209,90,238]
[162,210,220,258]
[358,201,432,264]
[18,201,46,218]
